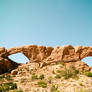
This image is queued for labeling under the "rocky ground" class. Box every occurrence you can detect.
[0,61,92,92]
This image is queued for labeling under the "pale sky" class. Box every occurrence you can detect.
[0,0,92,65]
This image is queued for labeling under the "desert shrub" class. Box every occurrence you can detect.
[48,76,52,84]
[5,75,13,81]
[64,69,78,79]
[75,88,89,92]
[56,67,79,79]
[20,78,26,83]
[4,82,17,90]
[31,74,38,81]
[0,82,17,91]
[39,74,44,80]
[56,70,62,73]
[15,89,23,92]
[56,69,72,79]
[11,89,23,92]
[74,70,79,74]
[37,81,47,88]
[52,70,55,74]
[0,87,3,92]
[55,74,61,79]
[84,72,92,77]
[57,61,64,65]
[78,89,87,92]
[18,68,23,71]
[50,85,60,92]
[0,75,5,80]
[78,82,83,86]
[26,68,30,72]
[12,75,16,77]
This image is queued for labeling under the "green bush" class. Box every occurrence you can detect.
[39,74,44,80]
[56,67,79,79]
[48,76,52,84]
[0,82,17,91]
[79,89,87,92]
[0,75,5,80]
[37,81,47,88]
[84,72,92,77]
[55,74,61,79]
[15,89,23,92]
[20,78,26,83]
[4,82,17,90]
[75,88,89,92]
[74,70,79,74]
[52,70,55,74]
[5,75,13,81]
[31,74,38,81]
[50,85,60,92]
[57,61,64,65]
[11,89,23,92]
[58,69,73,79]
[0,87,3,92]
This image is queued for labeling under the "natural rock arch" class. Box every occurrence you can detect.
[82,56,92,67]
[8,53,29,64]
[6,45,92,63]
[0,45,92,74]
[7,45,54,63]
[74,46,92,60]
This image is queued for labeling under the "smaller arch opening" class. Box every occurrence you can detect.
[8,53,29,64]
[82,56,92,67]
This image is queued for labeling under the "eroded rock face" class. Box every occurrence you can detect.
[6,45,92,63]
[7,45,54,63]
[0,45,92,74]
[0,49,18,74]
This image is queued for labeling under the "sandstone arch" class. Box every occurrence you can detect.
[0,45,92,74]
[1,45,92,64]
[74,46,92,60]
[8,53,29,64]
[82,56,92,67]
[7,45,54,63]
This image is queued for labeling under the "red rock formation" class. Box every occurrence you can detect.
[0,45,92,74]
[7,45,54,62]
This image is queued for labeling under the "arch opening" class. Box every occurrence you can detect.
[82,56,92,67]
[8,53,29,64]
